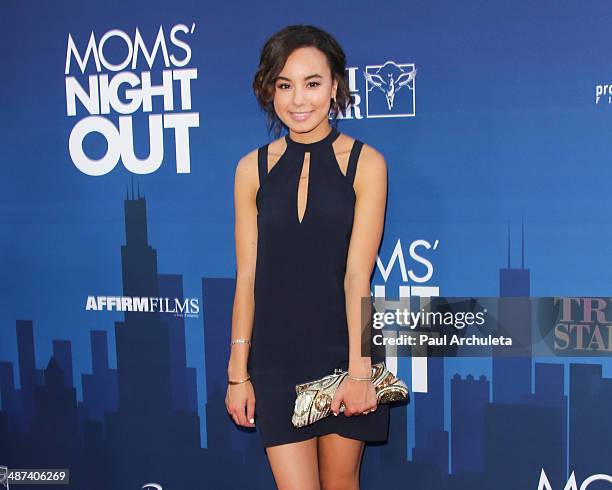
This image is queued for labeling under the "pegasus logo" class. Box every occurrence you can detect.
[363,61,417,111]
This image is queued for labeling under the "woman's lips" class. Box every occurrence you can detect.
[290,111,313,121]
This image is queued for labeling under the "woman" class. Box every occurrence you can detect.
[225,24,389,490]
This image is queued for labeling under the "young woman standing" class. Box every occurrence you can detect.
[226,24,389,490]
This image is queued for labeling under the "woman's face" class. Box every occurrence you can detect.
[272,46,338,134]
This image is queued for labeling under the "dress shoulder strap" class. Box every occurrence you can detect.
[257,144,269,186]
[346,139,363,186]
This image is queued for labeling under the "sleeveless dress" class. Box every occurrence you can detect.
[246,125,389,449]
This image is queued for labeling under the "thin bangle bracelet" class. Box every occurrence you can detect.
[347,373,373,381]
[228,376,251,385]
[231,339,251,346]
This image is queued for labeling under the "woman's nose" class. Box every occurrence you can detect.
[292,87,306,105]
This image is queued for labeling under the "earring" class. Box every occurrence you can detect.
[330,96,337,118]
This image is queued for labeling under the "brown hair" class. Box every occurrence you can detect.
[252,24,353,138]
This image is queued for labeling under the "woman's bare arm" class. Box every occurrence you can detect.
[344,144,388,377]
[227,149,259,380]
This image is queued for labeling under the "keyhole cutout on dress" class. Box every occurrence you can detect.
[296,151,310,224]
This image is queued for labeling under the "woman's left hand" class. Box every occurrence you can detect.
[330,376,378,417]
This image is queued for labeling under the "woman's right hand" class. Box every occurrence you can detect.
[225,380,256,427]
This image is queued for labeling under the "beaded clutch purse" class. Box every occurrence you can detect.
[291,362,409,428]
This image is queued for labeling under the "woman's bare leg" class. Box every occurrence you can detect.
[265,437,320,490]
[317,433,365,490]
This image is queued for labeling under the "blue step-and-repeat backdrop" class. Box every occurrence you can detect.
[1,1,612,489]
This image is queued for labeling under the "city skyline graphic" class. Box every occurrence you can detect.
[1,191,611,489]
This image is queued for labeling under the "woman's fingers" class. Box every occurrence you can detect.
[246,396,256,426]
[361,406,377,415]
[226,384,256,427]
[330,392,344,416]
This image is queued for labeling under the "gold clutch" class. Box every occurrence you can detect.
[292,362,409,428]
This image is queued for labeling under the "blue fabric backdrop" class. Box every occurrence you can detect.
[1,0,611,488]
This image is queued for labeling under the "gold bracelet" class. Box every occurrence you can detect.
[228,375,251,385]
[347,372,373,381]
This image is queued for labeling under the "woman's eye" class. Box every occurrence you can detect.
[277,82,320,89]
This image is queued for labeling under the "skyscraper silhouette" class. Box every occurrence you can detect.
[570,363,612,480]
[451,373,488,474]
[493,217,532,403]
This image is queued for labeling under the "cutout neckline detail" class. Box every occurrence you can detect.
[288,127,340,226]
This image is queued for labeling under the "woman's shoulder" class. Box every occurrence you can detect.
[338,132,387,172]
[237,134,286,164]
[336,133,387,198]
[234,134,287,184]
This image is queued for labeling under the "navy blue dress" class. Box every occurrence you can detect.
[247,125,389,449]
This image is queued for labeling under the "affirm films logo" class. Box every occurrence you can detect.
[86,295,200,319]
[343,60,417,119]
[65,24,200,176]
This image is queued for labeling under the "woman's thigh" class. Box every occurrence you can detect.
[265,437,320,490]
[317,433,365,490]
